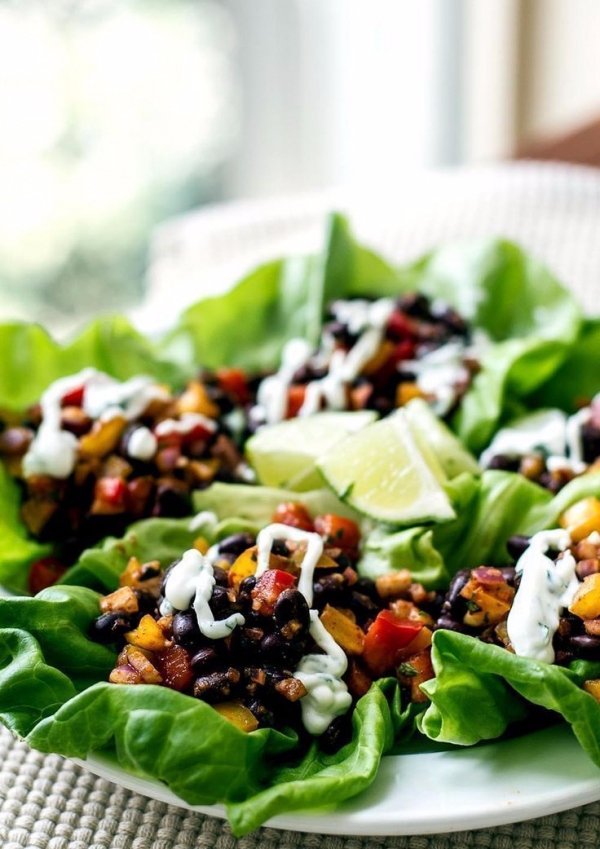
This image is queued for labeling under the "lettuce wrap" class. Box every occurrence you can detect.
[162,213,583,452]
[0,505,404,836]
[0,214,584,591]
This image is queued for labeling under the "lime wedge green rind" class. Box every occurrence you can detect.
[404,398,480,479]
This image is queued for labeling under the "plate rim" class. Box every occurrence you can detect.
[73,722,600,836]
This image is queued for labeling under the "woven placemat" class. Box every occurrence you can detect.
[1,728,599,848]
[3,162,600,848]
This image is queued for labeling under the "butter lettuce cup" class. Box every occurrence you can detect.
[0,489,438,835]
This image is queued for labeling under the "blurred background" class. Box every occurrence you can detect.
[1,0,600,331]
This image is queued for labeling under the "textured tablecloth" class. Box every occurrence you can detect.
[3,162,600,848]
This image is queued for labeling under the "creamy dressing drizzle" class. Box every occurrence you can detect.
[160,549,245,639]
[480,405,594,473]
[154,413,217,437]
[127,426,158,461]
[506,529,578,663]
[256,339,313,426]
[256,523,324,607]
[402,342,470,418]
[23,368,165,479]
[256,522,351,735]
[188,510,218,532]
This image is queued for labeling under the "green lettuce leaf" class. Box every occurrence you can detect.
[0,580,401,836]
[0,464,49,594]
[162,215,581,455]
[58,483,358,594]
[0,316,186,412]
[420,630,600,766]
[360,470,600,589]
[529,318,600,413]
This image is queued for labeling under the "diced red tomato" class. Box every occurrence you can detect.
[314,514,360,552]
[363,611,423,677]
[157,644,194,691]
[386,311,416,341]
[95,477,128,508]
[393,339,416,362]
[28,557,67,594]
[217,368,250,405]
[286,385,307,418]
[272,502,314,532]
[251,569,296,616]
[61,386,84,407]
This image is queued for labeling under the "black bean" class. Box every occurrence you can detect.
[348,590,380,624]
[212,565,229,587]
[444,569,470,616]
[260,633,303,667]
[506,535,530,562]
[209,586,234,618]
[397,293,431,320]
[190,646,220,672]
[91,612,134,642]
[172,610,201,648]
[246,698,275,728]
[193,668,241,702]
[153,482,191,518]
[271,540,290,557]
[434,615,467,633]
[582,421,600,465]
[487,454,520,472]
[160,559,180,595]
[274,589,310,633]
[217,533,256,557]
[569,635,600,658]
[238,576,257,606]
[354,577,380,602]
[319,714,353,754]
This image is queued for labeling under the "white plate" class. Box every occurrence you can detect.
[75,723,600,835]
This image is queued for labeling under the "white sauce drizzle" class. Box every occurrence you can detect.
[188,510,218,532]
[298,299,395,418]
[480,405,594,473]
[402,342,470,417]
[294,611,353,735]
[256,522,351,735]
[23,368,165,479]
[127,426,158,462]
[154,412,217,437]
[480,409,568,468]
[160,549,245,639]
[256,523,324,607]
[506,529,578,663]
[255,338,313,426]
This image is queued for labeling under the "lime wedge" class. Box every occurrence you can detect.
[246,411,377,491]
[318,411,456,525]
[404,398,480,479]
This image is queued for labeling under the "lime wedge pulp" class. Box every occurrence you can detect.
[318,411,456,525]
[245,411,377,491]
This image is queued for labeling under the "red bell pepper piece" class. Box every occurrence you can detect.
[95,477,128,508]
[28,556,67,595]
[272,502,314,532]
[251,569,296,616]
[61,386,85,407]
[287,385,307,418]
[363,611,424,677]
[217,368,250,405]
[314,514,361,552]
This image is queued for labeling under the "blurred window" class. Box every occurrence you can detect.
[0,0,238,328]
